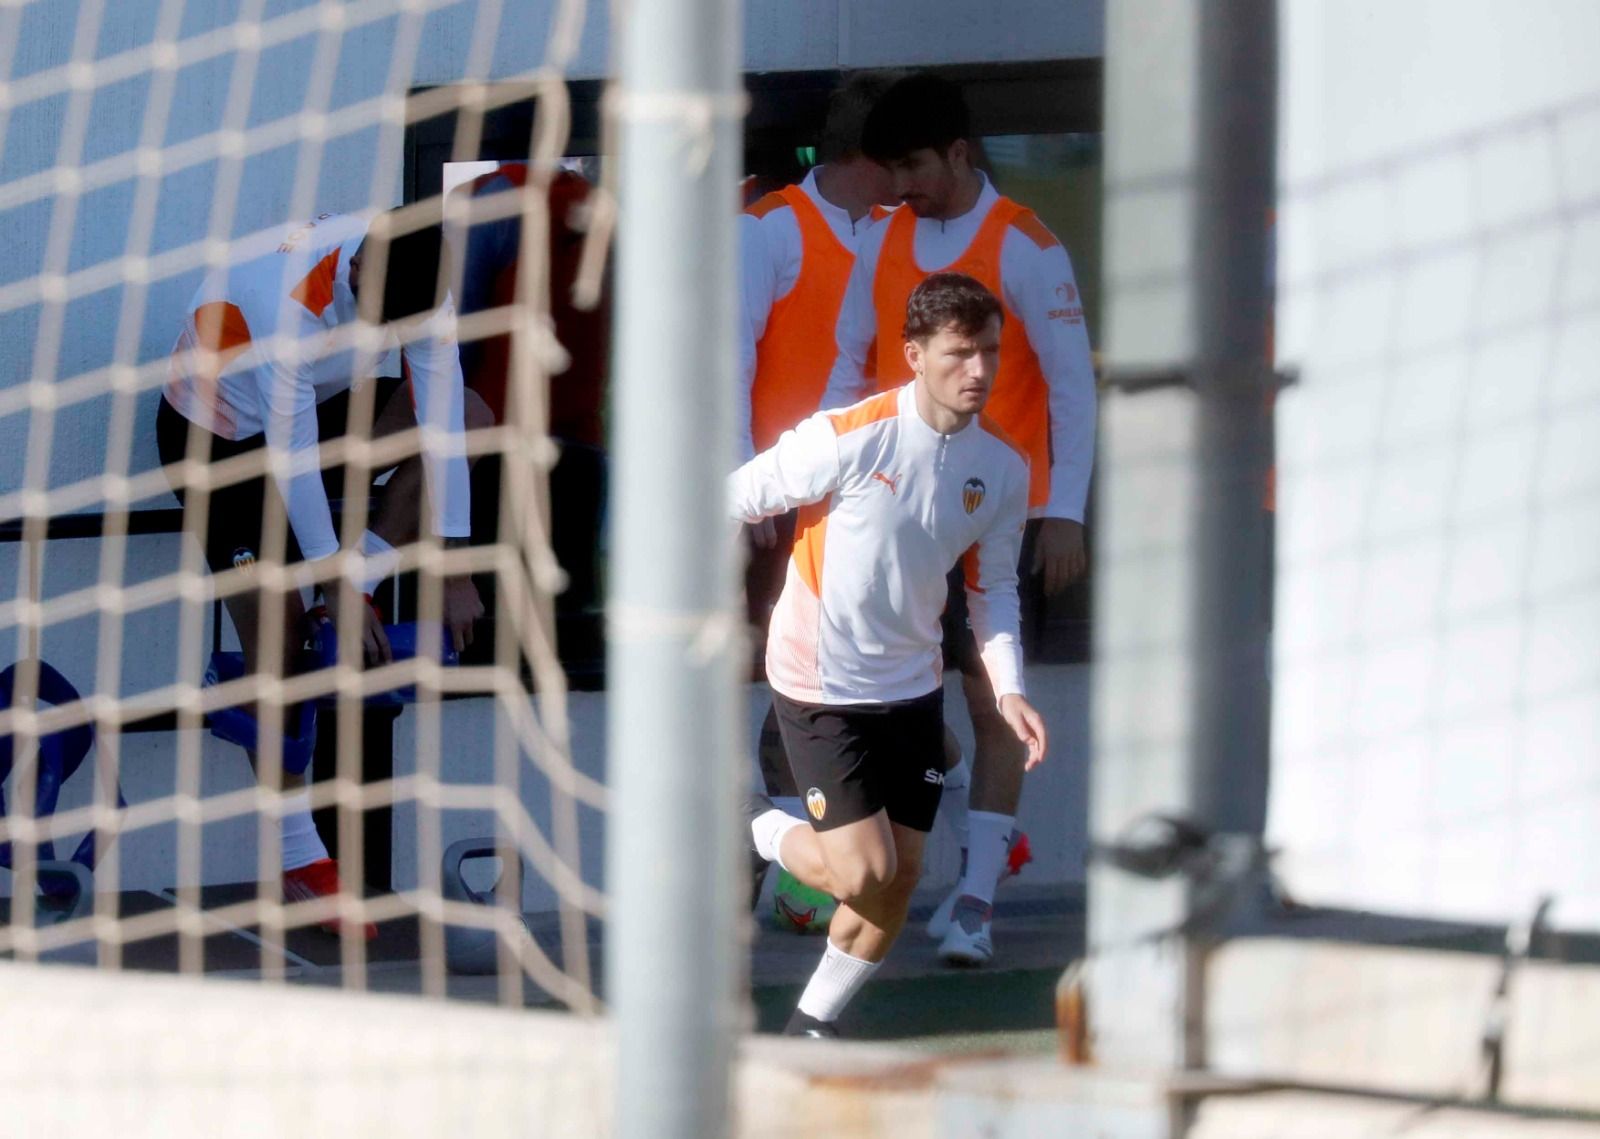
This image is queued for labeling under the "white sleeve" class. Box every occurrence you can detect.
[737,213,777,463]
[818,223,885,412]
[1002,229,1097,522]
[965,462,1030,702]
[727,412,841,522]
[257,348,339,563]
[400,302,472,539]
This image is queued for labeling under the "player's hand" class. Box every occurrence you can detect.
[998,693,1048,771]
[322,589,392,666]
[748,516,778,550]
[442,576,485,653]
[1032,518,1087,596]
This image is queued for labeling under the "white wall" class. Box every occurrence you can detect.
[0,0,1101,496]
[1270,0,1600,929]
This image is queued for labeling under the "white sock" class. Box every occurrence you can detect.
[280,789,329,871]
[752,808,805,871]
[960,810,1014,906]
[940,759,971,851]
[772,796,805,820]
[797,940,880,1022]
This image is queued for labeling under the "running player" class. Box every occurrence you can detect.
[156,210,490,938]
[738,72,896,922]
[735,273,1047,1037]
[821,74,1096,966]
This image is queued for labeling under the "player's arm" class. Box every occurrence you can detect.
[965,465,1047,768]
[257,349,391,663]
[727,412,842,525]
[817,224,885,411]
[399,301,484,652]
[1005,224,1097,594]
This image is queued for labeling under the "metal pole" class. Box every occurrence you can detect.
[607,0,743,1135]
[1089,1,1277,1104]
[1191,0,1277,839]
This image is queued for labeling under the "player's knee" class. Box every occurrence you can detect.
[831,849,898,902]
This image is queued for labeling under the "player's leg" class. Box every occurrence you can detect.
[758,690,942,1037]
[362,382,495,549]
[156,396,362,933]
[935,664,1026,965]
[929,529,1041,964]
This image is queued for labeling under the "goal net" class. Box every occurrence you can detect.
[0,0,610,1084]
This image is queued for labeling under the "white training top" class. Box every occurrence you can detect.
[736,167,886,461]
[164,213,470,562]
[820,173,1096,523]
[728,382,1029,707]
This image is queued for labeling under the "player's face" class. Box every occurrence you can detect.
[910,315,1002,418]
[884,143,965,218]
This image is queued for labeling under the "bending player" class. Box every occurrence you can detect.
[156,210,490,938]
[822,74,1096,966]
[734,273,1047,1037]
[738,71,897,928]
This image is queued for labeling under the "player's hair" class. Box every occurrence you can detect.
[861,72,971,164]
[363,214,447,324]
[818,70,902,164]
[903,272,1004,343]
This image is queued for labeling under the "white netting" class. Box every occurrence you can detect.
[0,0,610,1019]
[1270,0,1600,932]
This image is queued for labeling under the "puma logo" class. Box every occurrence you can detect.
[871,471,901,496]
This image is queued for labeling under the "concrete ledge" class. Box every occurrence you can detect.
[1207,939,1600,1114]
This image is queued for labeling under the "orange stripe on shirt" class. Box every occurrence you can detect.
[826,388,899,437]
[744,191,790,220]
[289,246,342,317]
[961,543,984,594]
[1010,209,1061,251]
[790,497,830,598]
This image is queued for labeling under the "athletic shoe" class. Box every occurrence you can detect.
[783,1009,841,1039]
[283,858,377,941]
[937,895,994,967]
[926,828,1033,939]
[743,792,776,911]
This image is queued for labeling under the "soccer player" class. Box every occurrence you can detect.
[738,72,897,924]
[820,74,1096,966]
[156,210,490,937]
[734,273,1048,1037]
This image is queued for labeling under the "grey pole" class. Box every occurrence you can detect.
[1090,0,1277,1100]
[1191,0,1277,839]
[606,0,743,1135]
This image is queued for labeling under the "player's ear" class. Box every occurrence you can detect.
[903,337,923,377]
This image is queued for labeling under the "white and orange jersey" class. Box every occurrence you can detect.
[821,174,1096,523]
[163,213,469,562]
[728,382,1030,707]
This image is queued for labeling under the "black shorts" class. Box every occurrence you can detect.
[154,382,403,576]
[941,517,1044,675]
[771,688,945,833]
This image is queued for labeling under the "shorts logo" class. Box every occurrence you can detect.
[231,547,257,572]
[962,478,986,514]
[805,787,827,821]
[924,769,945,785]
